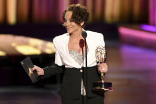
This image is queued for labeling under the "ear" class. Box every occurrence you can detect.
[80,21,84,26]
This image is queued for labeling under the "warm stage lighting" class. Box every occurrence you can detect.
[14,45,41,55]
[0,51,6,56]
[0,34,55,56]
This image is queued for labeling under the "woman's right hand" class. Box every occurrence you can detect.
[32,65,44,75]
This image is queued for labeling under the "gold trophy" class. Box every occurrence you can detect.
[93,46,113,92]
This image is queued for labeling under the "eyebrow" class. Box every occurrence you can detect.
[64,18,72,20]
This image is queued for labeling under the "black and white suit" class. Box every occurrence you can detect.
[42,30,105,101]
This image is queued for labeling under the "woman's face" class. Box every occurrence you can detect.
[63,11,82,34]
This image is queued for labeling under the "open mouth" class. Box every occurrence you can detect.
[66,27,72,30]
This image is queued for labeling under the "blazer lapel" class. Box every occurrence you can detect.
[85,34,91,66]
[62,33,81,68]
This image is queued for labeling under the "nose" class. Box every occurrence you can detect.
[64,21,70,27]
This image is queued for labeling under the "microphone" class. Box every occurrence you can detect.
[82,31,87,39]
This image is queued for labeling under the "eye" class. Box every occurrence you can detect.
[63,18,67,22]
[70,19,74,22]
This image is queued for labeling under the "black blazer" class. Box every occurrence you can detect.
[42,64,101,99]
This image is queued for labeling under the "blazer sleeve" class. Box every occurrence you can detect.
[41,64,65,79]
[98,33,105,47]
[53,37,65,66]
[97,33,106,75]
[41,37,65,79]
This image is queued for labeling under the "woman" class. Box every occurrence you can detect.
[32,4,108,104]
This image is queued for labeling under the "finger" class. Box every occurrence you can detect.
[38,72,42,75]
[101,66,108,72]
[97,63,100,66]
[32,65,38,71]
[32,65,36,68]
[102,68,105,71]
[98,64,103,68]
[103,68,108,73]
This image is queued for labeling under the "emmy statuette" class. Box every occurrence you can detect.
[93,46,113,92]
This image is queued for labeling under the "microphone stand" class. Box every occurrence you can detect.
[82,30,87,104]
[84,37,88,104]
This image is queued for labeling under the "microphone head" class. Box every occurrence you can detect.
[82,31,87,39]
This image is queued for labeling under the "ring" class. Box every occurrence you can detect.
[102,68,105,70]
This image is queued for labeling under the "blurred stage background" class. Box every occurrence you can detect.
[0,0,156,104]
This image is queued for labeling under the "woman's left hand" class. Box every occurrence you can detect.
[97,63,108,73]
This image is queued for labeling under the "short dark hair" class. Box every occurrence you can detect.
[62,4,89,28]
